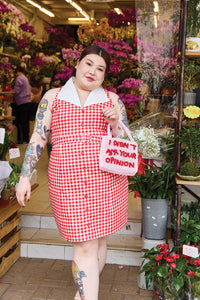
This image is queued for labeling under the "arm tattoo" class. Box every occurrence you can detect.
[20,142,38,178]
[117,97,129,128]
[72,260,87,300]
[34,99,50,141]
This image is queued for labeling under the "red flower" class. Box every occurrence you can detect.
[155,254,163,261]
[187,270,195,275]
[170,263,176,269]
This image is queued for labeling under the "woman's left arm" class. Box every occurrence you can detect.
[102,93,129,137]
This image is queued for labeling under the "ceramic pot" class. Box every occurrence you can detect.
[184,92,196,106]
[142,198,169,240]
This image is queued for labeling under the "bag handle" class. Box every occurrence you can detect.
[107,120,134,142]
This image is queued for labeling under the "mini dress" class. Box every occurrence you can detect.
[48,77,128,242]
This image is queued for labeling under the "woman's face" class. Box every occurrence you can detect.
[74,54,106,91]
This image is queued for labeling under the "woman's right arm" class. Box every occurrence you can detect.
[16,92,53,207]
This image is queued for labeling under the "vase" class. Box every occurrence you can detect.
[3,84,12,92]
[183,92,196,106]
[186,37,200,52]
[142,198,169,240]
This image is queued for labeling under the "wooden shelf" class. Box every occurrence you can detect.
[176,176,200,185]
[178,51,200,57]
[0,52,17,58]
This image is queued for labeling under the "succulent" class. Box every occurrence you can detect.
[181,161,200,176]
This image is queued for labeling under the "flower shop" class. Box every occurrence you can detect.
[0,0,200,299]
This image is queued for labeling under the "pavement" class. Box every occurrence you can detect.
[0,257,153,300]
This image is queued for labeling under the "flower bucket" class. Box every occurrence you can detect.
[142,198,169,240]
[186,37,200,52]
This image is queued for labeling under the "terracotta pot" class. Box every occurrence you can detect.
[161,88,174,95]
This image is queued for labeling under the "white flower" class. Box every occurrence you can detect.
[131,127,160,158]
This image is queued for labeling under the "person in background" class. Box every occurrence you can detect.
[13,66,31,144]
[16,45,129,300]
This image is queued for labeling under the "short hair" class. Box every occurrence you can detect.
[79,45,110,74]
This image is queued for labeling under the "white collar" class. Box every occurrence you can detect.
[57,77,109,107]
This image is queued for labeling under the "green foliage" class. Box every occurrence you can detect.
[172,202,200,245]
[128,161,176,200]
[0,132,12,160]
[187,0,200,37]
[178,126,200,163]
[3,162,22,190]
[181,161,200,176]
[140,244,200,299]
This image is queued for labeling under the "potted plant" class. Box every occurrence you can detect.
[177,60,200,106]
[186,0,200,52]
[129,161,176,239]
[140,243,200,299]
[176,125,200,179]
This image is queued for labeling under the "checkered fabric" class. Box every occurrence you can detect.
[48,89,128,242]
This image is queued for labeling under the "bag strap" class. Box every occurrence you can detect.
[107,120,134,142]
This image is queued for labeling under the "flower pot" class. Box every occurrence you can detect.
[186,37,200,52]
[142,198,169,240]
[184,92,196,106]
[3,84,12,92]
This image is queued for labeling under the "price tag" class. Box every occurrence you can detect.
[9,148,20,159]
[0,128,5,144]
[183,244,199,258]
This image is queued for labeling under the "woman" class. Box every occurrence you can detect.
[16,45,129,300]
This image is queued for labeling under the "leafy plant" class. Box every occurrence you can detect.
[176,60,200,92]
[172,202,200,245]
[187,0,200,37]
[3,162,22,190]
[0,132,12,160]
[140,243,200,299]
[128,161,176,200]
[178,126,200,163]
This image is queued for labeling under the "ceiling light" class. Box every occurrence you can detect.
[86,0,114,2]
[114,8,122,15]
[65,0,90,21]
[68,18,89,21]
[26,0,54,17]
[26,0,40,9]
[153,1,159,13]
[40,7,55,17]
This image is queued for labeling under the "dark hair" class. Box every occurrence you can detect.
[79,45,110,74]
[14,65,25,73]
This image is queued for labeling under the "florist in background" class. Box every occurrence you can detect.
[13,65,31,144]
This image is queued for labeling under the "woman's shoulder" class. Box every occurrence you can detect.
[42,87,60,100]
[106,90,121,107]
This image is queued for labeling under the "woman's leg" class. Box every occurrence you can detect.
[72,237,107,300]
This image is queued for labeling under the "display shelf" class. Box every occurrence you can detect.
[0,52,17,58]
[178,51,200,57]
[176,177,200,185]
[0,199,21,278]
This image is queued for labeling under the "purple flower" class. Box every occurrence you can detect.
[19,22,35,35]
[31,56,44,67]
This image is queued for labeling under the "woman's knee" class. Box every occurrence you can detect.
[73,239,99,258]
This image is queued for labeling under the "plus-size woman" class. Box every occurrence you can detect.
[16,45,129,300]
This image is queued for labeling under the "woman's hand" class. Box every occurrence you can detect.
[16,176,31,207]
[102,107,119,130]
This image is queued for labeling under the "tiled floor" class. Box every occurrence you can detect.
[0,257,153,300]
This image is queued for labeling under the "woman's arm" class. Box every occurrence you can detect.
[102,92,129,137]
[16,91,53,207]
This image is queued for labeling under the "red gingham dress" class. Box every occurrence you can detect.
[48,81,128,242]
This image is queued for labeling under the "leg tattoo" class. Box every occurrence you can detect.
[72,260,87,300]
